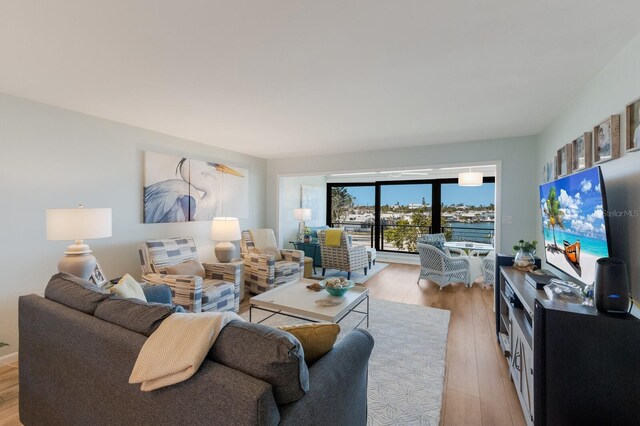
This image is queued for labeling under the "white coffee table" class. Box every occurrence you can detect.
[249,278,369,328]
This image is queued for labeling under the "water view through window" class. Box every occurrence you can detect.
[329,180,495,253]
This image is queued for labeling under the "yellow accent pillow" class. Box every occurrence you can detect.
[325,229,343,247]
[111,274,147,302]
[278,323,340,365]
[165,259,206,278]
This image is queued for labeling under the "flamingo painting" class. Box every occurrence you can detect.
[143,152,247,223]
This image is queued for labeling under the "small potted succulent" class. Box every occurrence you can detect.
[513,239,537,269]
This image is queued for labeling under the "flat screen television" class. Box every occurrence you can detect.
[539,166,611,285]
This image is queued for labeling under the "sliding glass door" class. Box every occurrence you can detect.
[327,178,495,253]
[379,182,432,252]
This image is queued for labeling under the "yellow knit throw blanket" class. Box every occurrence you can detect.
[129,311,242,391]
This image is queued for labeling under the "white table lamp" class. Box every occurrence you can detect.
[211,217,241,262]
[458,170,483,186]
[46,206,112,280]
[294,208,311,241]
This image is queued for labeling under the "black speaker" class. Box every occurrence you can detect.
[595,257,629,314]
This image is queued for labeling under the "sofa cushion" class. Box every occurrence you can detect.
[94,297,185,337]
[208,320,309,404]
[277,323,340,365]
[44,272,110,314]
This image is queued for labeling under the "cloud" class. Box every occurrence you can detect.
[595,183,601,193]
[580,179,592,193]
[558,189,582,220]
[571,218,595,234]
[587,208,604,222]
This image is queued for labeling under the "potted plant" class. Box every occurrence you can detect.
[0,342,8,349]
[303,226,312,243]
[513,239,537,269]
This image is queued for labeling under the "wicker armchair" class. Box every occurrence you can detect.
[318,230,368,280]
[417,233,465,257]
[417,242,471,290]
[482,251,496,286]
[138,237,241,313]
[240,229,304,295]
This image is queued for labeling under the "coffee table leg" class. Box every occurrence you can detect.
[366,295,369,328]
[249,305,252,322]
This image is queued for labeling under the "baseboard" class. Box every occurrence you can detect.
[377,252,420,265]
[0,351,18,366]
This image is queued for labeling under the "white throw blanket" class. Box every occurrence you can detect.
[250,229,282,261]
[129,311,242,391]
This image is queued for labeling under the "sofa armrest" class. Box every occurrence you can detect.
[141,273,203,312]
[279,329,374,426]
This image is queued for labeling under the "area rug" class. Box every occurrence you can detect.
[242,298,450,425]
[312,261,389,284]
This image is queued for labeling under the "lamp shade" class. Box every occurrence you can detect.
[458,171,483,186]
[211,217,241,241]
[294,208,312,221]
[46,207,112,241]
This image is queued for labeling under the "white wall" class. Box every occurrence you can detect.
[266,136,540,254]
[537,33,640,302]
[0,94,266,358]
[277,175,327,247]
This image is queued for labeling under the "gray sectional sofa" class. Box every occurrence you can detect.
[19,273,374,425]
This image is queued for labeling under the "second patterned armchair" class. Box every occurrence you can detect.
[240,229,304,294]
[138,237,241,313]
[318,230,368,280]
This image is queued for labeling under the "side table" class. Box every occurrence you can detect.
[204,260,245,305]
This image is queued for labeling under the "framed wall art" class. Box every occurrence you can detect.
[626,97,640,152]
[557,144,572,177]
[593,115,620,164]
[553,155,558,179]
[571,132,592,172]
[143,151,249,223]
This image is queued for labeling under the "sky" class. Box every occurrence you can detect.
[344,183,495,206]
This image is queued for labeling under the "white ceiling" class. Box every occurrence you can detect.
[2,1,640,159]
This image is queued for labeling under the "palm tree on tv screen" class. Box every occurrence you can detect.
[544,187,564,250]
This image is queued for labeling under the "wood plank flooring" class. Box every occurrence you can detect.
[0,262,523,425]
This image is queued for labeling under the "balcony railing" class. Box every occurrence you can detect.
[331,222,494,253]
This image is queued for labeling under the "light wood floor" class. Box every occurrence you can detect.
[0,263,524,425]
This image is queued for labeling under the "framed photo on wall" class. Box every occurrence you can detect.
[593,114,620,164]
[571,132,592,172]
[626,97,640,152]
[88,262,108,287]
[553,155,558,179]
[557,144,572,177]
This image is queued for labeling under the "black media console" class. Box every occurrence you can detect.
[495,253,640,425]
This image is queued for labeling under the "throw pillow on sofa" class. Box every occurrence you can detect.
[111,274,147,302]
[278,323,340,365]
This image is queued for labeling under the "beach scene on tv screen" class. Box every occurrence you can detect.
[539,167,609,284]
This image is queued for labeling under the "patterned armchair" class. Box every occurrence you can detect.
[138,237,241,313]
[417,242,471,290]
[318,230,368,280]
[240,230,304,295]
